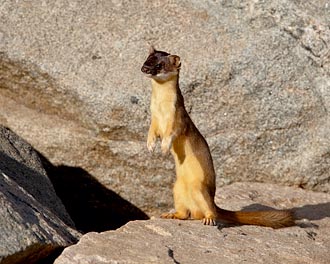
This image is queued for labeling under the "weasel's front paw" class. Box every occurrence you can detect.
[147,135,156,153]
[161,136,173,155]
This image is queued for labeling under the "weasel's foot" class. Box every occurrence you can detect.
[202,217,217,226]
[161,212,188,220]
[161,136,173,155]
[161,212,177,219]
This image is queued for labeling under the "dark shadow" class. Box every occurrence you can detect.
[35,247,64,264]
[217,223,236,231]
[40,157,149,233]
[292,202,330,221]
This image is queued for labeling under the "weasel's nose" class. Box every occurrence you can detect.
[141,65,151,74]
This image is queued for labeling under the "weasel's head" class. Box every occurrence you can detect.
[141,46,181,82]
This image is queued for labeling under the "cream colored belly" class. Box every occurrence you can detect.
[176,155,205,182]
[151,102,175,137]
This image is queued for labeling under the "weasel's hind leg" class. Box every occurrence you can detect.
[191,189,217,226]
[161,180,190,220]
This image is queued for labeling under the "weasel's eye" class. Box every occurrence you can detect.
[155,63,162,70]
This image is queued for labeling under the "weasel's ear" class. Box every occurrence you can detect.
[149,45,156,54]
[168,55,181,68]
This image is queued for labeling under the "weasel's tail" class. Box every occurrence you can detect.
[216,206,295,228]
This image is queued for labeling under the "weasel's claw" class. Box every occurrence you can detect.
[147,141,156,153]
[161,136,173,155]
[147,136,156,153]
[202,218,217,226]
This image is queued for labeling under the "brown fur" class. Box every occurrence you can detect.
[141,48,295,228]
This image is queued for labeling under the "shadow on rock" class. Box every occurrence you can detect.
[292,202,330,221]
[41,160,149,233]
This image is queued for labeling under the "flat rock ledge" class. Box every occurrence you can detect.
[55,183,330,264]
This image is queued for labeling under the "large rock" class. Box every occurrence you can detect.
[0,0,329,217]
[0,126,81,264]
[0,126,74,227]
[54,183,330,264]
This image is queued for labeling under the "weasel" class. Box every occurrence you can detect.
[141,47,295,228]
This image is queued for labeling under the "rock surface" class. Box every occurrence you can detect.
[54,182,330,264]
[0,0,330,217]
[0,126,81,264]
[0,126,74,227]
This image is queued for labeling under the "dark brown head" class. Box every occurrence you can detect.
[141,46,181,82]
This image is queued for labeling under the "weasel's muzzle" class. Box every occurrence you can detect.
[141,65,156,76]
